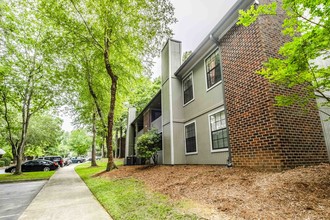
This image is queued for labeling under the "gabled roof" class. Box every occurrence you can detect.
[174,0,255,78]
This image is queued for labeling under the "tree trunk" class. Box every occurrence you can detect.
[115,129,119,158]
[15,154,23,174]
[11,145,17,164]
[119,126,122,158]
[15,144,24,174]
[106,78,117,171]
[104,37,117,171]
[102,136,106,158]
[91,112,97,167]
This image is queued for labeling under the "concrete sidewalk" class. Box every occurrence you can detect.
[19,164,112,220]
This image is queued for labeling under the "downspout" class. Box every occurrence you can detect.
[210,34,233,167]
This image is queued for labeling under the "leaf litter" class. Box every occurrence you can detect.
[100,163,330,219]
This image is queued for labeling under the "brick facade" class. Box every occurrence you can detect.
[220,4,328,169]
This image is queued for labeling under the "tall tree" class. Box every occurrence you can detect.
[0,0,66,173]
[238,0,330,118]
[39,0,176,171]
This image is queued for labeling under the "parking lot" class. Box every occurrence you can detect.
[0,181,46,220]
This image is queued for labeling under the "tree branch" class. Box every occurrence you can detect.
[319,108,330,118]
[69,0,104,51]
[1,92,16,148]
[292,3,325,28]
[83,53,107,130]
[315,89,330,102]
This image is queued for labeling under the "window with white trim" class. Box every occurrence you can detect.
[185,122,197,154]
[183,74,194,105]
[205,50,221,89]
[209,110,228,150]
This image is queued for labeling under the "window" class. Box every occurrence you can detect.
[151,110,161,121]
[209,110,228,151]
[183,74,194,105]
[205,50,221,89]
[185,122,197,154]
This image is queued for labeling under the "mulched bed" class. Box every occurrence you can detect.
[100,163,330,219]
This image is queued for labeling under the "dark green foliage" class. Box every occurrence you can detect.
[0,157,11,166]
[136,129,161,164]
[0,161,5,167]
[2,151,13,160]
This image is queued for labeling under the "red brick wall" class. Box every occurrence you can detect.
[220,4,328,169]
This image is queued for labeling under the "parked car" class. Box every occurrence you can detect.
[87,156,102,161]
[38,156,64,167]
[70,157,85,163]
[63,158,72,166]
[5,159,58,173]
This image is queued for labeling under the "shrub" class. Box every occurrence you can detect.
[3,151,13,160]
[136,129,161,165]
[0,161,4,167]
[0,157,11,166]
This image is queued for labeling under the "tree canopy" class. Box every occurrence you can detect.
[38,0,176,171]
[0,0,70,173]
[1,0,176,172]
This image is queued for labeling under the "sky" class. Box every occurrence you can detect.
[171,0,236,54]
[152,0,237,76]
[61,0,237,132]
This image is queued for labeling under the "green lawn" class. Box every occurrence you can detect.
[75,160,198,220]
[0,170,55,183]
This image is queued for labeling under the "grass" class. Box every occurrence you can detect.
[0,170,55,183]
[75,159,198,220]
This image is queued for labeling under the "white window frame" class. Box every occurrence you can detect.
[208,108,229,153]
[184,120,198,155]
[182,72,195,106]
[204,49,222,92]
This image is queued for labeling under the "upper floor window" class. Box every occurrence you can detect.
[209,110,228,151]
[183,74,194,105]
[185,121,197,154]
[205,50,221,89]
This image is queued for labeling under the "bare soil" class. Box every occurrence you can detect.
[100,163,330,219]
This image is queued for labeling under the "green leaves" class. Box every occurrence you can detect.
[237,2,277,27]
[68,129,91,156]
[26,114,64,156]
[136,129,161,161]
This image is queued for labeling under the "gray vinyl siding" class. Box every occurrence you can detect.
[162,124,172,164]
[182,59,225,121]
[162,82,170,125]
[161,43,169,84]
[170,42,182,76]
[185,112,228,164]
[161,39,228,165]
[173,122,186,164]
[176,54,228,165]
[318,97,330,160]
[161,40,183,165]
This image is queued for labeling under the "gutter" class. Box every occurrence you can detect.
[209,34,233,167]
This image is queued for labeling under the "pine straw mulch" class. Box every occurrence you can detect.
[99,163,330,219]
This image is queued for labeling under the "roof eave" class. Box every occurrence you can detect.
[174,0,255,78]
